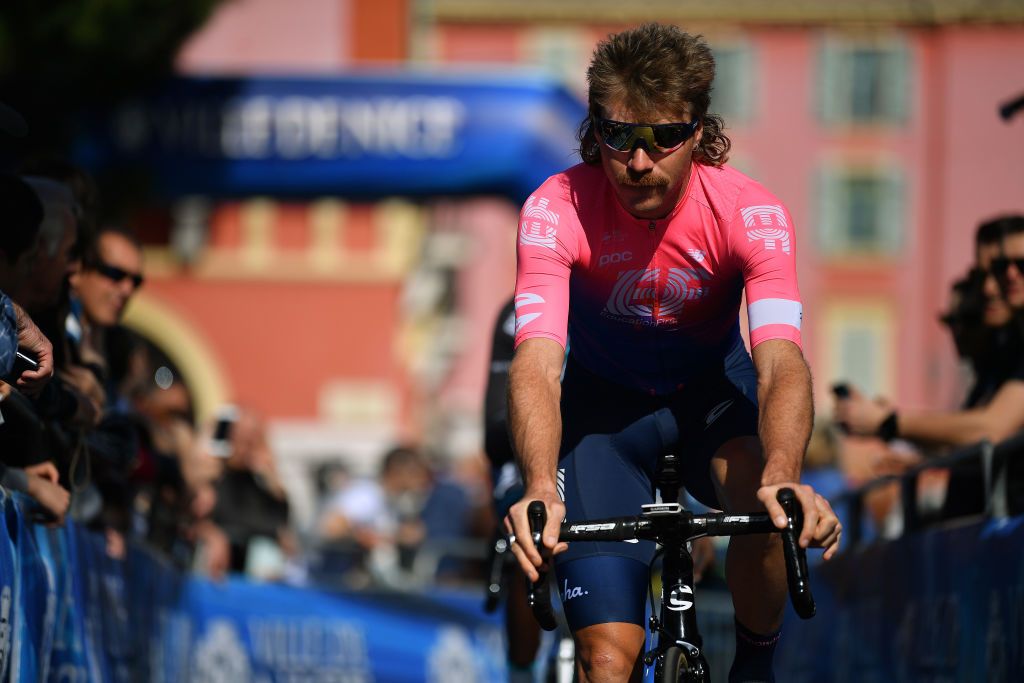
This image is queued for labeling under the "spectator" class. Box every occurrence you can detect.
[70,225,143,334]
[209,407,293,577]
[835,216,1024,520]
[65,226,145,547]
[125,358,196,558]
[835,216,1024,447]
[11,176,101,445]
[317,445,432,586]
[12,177,78,316]
[0,173,54,392]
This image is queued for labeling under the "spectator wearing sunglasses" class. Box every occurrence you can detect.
[68,224,144,392]
[836,215,1024,449]
[991,216,1024,311]
[63,226,144,535]
[72,226,144,333]
[504,24,841,683]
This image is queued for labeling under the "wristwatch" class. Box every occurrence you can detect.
[877,411,900,441]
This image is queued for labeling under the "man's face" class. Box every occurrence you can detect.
[977,242,1012,327]
[23,211,77,312]
[597,100,702,220]
[998,232,1024,310]
[71,232,143,327]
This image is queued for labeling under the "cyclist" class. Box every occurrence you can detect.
[505,24,841,683]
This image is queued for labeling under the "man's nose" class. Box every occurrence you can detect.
[627,144,655,173]
[984,272,1001,296]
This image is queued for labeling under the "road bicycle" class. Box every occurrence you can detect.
[526,452,815,682]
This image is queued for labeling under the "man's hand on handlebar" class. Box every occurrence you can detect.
[505,488,568,582]
[757,482,842,561]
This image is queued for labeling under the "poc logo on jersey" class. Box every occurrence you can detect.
[599,251,633,268]
[742,204,791,255]
[520,195,560,250]
[667,584,694,612]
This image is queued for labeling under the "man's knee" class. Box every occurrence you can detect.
[574,623,644,682]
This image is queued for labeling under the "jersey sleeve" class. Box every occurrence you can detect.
[727,185,803,349]
[513,189,579,350]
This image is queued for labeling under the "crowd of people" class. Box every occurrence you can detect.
[310,445,493,588]
[0,98,504,590]
[832,215,1024,534]
[0,159,231,573]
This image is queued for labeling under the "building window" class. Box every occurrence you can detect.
[711,43,753,122]
[523,27,588,95]
[818,36,910,125]
[823,303,894,400]
[818,166,905,257]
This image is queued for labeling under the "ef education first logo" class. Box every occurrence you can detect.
[520,195,560,250]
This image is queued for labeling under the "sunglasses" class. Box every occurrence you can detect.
[94,261,144,289]
[989,257,1024,279]
[594,117,701,153]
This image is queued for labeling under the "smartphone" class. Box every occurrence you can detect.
[209,405,238,458]
[11,350,39,378]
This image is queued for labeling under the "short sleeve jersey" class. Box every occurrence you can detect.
[513,162,802,395]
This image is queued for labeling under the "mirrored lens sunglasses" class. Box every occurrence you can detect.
[595,117,701,153]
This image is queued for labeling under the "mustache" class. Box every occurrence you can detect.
[614,171,670,188]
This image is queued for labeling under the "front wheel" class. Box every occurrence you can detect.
[657,645,684,683]
[657,645,709,683]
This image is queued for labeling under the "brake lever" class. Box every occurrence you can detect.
[526,500,557,631]
[776,488,816,619]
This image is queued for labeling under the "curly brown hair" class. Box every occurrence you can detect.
[577,23,731,167]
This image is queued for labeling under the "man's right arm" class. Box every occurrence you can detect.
[506,337,568,581]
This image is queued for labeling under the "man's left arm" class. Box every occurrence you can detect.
[752,339,841,559]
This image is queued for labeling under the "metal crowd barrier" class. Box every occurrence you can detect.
[836,431,1024,548]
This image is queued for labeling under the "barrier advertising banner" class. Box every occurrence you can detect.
[0,491,503,683]
[77,73,586,201]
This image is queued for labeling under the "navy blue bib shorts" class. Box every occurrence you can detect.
[553,337,759,630]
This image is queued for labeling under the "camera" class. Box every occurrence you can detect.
[209,405,238,458]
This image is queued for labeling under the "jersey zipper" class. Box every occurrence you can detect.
[648,220,658,317]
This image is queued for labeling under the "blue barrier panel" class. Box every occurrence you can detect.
[0,492,504,683]
[776,516,1024,682]
[0,492,17,681]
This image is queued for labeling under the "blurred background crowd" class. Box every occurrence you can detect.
[0,0,1022,598]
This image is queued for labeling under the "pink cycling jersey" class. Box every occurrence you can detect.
[513,161,802,395]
